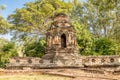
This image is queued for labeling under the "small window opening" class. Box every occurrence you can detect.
[61,34,66,48]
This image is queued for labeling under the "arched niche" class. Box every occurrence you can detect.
[61,34,66,48]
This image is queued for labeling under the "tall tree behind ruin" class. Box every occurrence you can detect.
[71,0,120,39]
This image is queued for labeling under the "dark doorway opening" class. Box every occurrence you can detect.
[61,34,66,48]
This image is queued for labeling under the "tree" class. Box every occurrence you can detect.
[71,0,120,38]
[0,5,10,34]
[73,21,93,55]
[93,37,118,55]
[0,39,18,67]
[71,0,120,55]
[8,0,72,36]
[24,38,46,57]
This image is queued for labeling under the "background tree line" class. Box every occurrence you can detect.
[0,0,120,67]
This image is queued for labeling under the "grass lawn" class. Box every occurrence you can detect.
[0,75,71,80]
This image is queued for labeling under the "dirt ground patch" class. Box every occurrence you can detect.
[0,68,120,80]
[0,75,71,80]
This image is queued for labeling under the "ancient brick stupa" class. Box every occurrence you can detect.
[40,13,82,67]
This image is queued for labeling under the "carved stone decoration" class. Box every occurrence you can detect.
[41,13,83,67]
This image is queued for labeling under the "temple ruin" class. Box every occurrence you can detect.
[7,13,120,70]
[41,13,82,67]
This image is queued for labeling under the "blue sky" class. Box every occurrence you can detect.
[0,0,34,40]
[0,0,34,19]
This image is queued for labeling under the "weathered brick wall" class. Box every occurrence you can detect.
[9,57,41,64]
[7,57,41,69]
[81,55,119,67]
[7,55,120,69]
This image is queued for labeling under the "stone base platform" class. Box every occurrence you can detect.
[7,55,120,70]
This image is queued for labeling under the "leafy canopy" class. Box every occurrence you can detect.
[0,5,10,34]
[93,37,118,55]
[8,0,72,35]
[24,38,46,57]
[73,21,93,55]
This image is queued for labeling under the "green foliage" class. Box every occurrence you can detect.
[92,37,118,55]
[71,0,120,55]
[71,0,120,39]
[8,0,72,35]
[24,38,46,57]
[73,21,93,55]
[2,42,17,56]
[73,21,118,56]
[0,39,18,68]
[0,16,10,34]
[0,5,10,34]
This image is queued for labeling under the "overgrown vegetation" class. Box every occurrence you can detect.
[0,39,18,68]
[24,38,46,57]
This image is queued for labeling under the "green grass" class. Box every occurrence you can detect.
[0,75,71,80]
